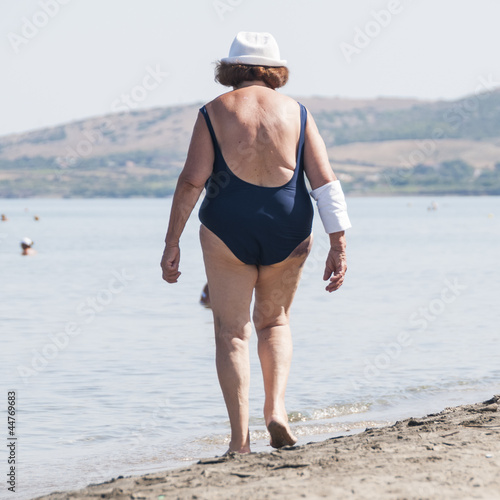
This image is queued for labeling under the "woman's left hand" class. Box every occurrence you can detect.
[161,245,181,283]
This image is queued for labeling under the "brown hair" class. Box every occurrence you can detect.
[214,61,289,89]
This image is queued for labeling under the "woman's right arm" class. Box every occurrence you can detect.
[303,109,350,293]
[161,112,214,283]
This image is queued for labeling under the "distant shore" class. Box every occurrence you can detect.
[37,396,500,500]
[2,191,500,200]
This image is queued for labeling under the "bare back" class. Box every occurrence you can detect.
[204,86,301,187]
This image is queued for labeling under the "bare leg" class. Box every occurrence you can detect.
[253,235,312,448]
[200,225,258,453]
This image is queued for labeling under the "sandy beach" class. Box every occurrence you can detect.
[36,395,500,500]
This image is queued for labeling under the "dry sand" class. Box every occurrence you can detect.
[37,396,500,500]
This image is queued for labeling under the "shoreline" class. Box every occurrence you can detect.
[2,193,500,200]
[36,395,500,500]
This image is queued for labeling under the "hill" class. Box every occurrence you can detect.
[1,89,500,197]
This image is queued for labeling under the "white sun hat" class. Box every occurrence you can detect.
[221,32,287,67]
[20,237,33,246]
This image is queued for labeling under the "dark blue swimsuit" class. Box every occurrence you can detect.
[198,103,313,266]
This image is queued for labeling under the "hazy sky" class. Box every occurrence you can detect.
[1,0,499,136]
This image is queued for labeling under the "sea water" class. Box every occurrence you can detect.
[1,196,499,499]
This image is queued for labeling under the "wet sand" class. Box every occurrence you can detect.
[37,396,500,500]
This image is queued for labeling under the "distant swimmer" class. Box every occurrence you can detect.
[1,214,7,221]
[34,215,40,221]
[20,237,37,256]
[200,283,211,308]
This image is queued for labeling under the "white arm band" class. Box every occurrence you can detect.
[310,180,352,233]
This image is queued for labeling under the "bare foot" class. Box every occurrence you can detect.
[267,420,297,449]
[224,445,251,455]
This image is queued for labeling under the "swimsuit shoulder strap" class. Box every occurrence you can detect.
[199,106,220,149]
[297,102,308,169]
[298,102,307,144]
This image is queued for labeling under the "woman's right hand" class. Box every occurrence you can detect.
[323,232,347,293]
[161,245,181,283]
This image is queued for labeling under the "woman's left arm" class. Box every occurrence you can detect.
[161,112,214,283]
[303,108,350,293]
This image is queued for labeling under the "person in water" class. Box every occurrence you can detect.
[161,32,351,453]
[20,237,37,256]
[200,283,211,308]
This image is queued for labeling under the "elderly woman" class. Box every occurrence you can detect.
[161,32,351,454]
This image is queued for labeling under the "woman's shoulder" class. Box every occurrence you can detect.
[203,91,234,110]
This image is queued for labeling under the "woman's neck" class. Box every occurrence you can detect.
[234,80,271,90]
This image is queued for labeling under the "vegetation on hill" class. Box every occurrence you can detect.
[315,90,500,147]
[351,160,500,195]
